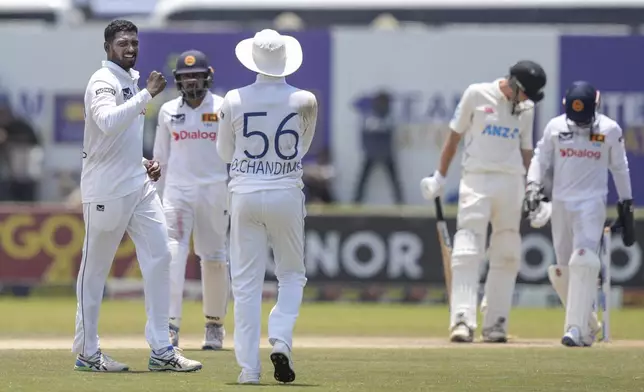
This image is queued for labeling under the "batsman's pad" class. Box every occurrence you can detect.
[482,231,521,331]
[547,265,601,335]
[452,229,483,260]
[201,260,230,322]
[566,249,601,337]
[450,229,482,329]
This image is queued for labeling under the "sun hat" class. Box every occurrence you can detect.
[235,29,303,77]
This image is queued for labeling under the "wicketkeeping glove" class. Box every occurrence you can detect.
[612,199,635,247]
[523,182,544,215]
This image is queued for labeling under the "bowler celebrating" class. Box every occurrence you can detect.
[420,61,546,343]
[525,81,634,347]
[216,29,318,384]
[73,20,202,372]
[153,50,230,350]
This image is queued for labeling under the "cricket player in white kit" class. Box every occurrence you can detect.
[420,61,547,343]
[153,50,230,350]
[525,81,635,347]
[73,20,201,372]
[216,29,318,384]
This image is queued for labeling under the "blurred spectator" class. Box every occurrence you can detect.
[303,148,335,203]
[0,104,44,202]
[353,91,403,203]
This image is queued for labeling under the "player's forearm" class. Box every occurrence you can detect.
[611,168,633,201]
[156,164,167,200]
[92,89,152,135]
[521,149,533,172]
[525,159,543,185]
[438,131,461,177]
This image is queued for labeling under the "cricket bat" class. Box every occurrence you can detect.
[434,196,453,305]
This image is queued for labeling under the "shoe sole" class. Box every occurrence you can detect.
[482,337,508,343]
[201,344,223,351]
[270,353,295,383]
[561,336,581,347]
[450,335,473,343]
[148,365,202,372]
[74,365,129,372]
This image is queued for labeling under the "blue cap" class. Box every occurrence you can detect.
[564,81,598,124]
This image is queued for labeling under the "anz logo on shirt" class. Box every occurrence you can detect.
[481,124,519,139]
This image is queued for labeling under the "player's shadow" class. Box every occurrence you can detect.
[79,370,160,375]
[224,382,320,387]
[181,348,234,352]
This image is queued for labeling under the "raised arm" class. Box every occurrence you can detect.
[89,79,151,136]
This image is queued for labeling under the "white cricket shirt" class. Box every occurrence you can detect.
[81,61,152,203]
[527,114,632,202]
[450,79,534,175]
[216,74,318,194]
[153,93,228,194]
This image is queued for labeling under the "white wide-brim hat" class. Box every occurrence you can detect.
[235,29,303,78]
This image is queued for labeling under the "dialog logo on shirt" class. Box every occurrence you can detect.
[559,148,601,160]
[481,125,519,139]
[172,130,217,142]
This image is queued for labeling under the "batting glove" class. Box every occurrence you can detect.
[420,170,446,200]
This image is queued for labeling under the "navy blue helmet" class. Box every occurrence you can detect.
[563,81,600,125]
[173,50,214,100]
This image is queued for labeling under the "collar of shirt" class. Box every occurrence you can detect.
[255,74,286,84]
[102,60,140,83]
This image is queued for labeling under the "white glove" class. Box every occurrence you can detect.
[420,170,446,200]
[529,201,552,228]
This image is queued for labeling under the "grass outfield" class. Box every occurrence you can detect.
[2,298,644,391]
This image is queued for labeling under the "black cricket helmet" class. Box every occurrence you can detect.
[562,81,600,125]
[509,60,547,103]
[173,50,213,100]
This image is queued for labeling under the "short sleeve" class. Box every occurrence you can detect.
[449,85,477,134]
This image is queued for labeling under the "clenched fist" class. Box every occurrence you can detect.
[146,71,167,98]
[144,159,161,182]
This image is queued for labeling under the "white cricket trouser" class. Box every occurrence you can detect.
[551,197,607,265]
[73,180,171,356]
[163,182,229,320]
[230,188,307,375]
[450,172,524,330]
